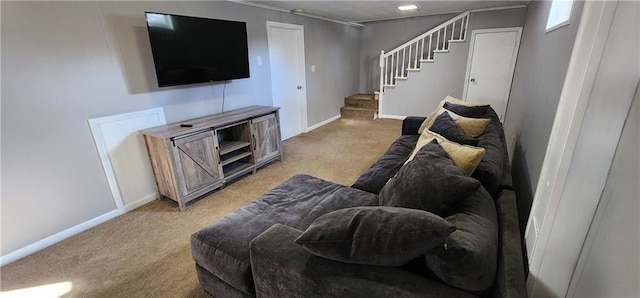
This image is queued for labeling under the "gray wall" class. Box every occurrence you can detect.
[571,86,639,297]
[1,1,360,256]
[503,0,584,234]
[359,8,526,116]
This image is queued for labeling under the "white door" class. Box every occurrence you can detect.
[266,21,307,140]
[463,28,522,121]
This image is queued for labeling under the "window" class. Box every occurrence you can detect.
[546,0,574,32]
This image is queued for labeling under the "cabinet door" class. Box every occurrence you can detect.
[251,113,281,165]
[172,130,222,196]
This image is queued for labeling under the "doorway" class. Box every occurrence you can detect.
[266,21,307,140]
[463,28,522,121]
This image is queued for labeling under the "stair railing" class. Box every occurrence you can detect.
[378,11,470,94]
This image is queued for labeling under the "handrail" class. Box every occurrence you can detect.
[382,11,469,58]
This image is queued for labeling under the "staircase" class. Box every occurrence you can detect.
[377,11,470,116]
[340,93,378,120]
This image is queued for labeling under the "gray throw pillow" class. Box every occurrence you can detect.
[443,102,490,118]
[379,140,481,217]
[294,206,456,266]
[429,112,480,146]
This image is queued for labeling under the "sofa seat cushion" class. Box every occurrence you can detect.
[352,135,418,194]
[191,174,379,296]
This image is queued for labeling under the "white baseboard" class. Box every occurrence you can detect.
[379,114,407,120]
[0,193,158,266]
[306,114,341,132]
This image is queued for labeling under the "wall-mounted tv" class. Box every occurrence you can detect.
[145,12,250,87]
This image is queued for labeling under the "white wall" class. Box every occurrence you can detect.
[526,1,639,296]
[1,1,360,260]
[569,84,639,298]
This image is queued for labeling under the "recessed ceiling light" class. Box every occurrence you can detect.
[398,5,418,11]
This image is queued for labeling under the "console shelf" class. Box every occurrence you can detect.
[140,106,283,211]
[223,162,253,178]
[219,141,251,155]
[221,151,253,166]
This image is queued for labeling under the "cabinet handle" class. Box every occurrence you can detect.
[252,135,257,148]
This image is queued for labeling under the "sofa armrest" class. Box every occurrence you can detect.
[402,116,426,136]
[492,190,527,298]
[250,224,475,298]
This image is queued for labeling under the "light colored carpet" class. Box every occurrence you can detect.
[0,118,402,297]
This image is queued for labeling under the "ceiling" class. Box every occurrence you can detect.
[242,1,530,24]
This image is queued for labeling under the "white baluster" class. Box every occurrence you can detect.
[395,52,399,79]
[443,26,447,49]
[383,56,387,86]
[415,41,419,65]
[420,38,425,60]
[408,44,413,69]
[437,30,440,50]
[463,15,468,39]
[400,48,407,77]
[452,22,456,41]
[429,35,433,59]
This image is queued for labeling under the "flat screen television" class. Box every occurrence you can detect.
[145,12,250,87]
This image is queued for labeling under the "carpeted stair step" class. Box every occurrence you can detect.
[340,106,377,120]
[344,93,378,110]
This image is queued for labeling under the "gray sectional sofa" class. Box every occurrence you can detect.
[191,104,527,297]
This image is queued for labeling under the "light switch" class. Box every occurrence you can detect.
[257,56,262,65]
[311,65,316,72]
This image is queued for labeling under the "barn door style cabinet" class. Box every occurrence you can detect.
[140,106,283,211]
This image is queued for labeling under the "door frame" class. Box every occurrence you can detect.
[266,21,308,137]
[462,27,522,120]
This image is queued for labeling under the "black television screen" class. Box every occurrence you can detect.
[145,12,250,87]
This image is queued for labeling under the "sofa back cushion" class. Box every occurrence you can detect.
[470,108,506,197]
[424,186,498,294]
[352,135,418,194]
[419,95,491,135]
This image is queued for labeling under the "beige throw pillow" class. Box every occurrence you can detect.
[418,96,490,135]
[406,130,485,176]
[419,108,490,137]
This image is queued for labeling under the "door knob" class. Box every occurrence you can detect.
[297,85,303,89]
[470,78,476,82]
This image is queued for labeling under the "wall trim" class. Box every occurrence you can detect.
[88,107,166,208]
[306,114,341,132]
[360,4,528,23]
[228,0,364,28]
[0,193,157,266]
[379,114,407,120]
